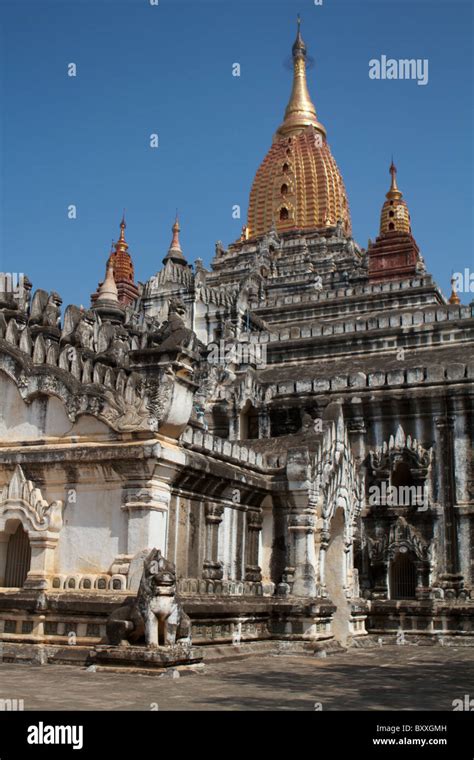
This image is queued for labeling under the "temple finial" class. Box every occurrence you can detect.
[277,18,326,138]
[171,214,181,251]
[293,14,304,54]
[117,213,128,249]
[162,213,187,266]
[386,159,402,200]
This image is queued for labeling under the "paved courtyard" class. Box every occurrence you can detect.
[0,646,473,711]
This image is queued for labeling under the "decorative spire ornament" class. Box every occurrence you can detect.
[163,214,188,265]
[386,160,403,201]
[90,215,139,307]
[379,160,411,235]
[368,161,421,283]
[246,19,351,238]
[277,16,326,139]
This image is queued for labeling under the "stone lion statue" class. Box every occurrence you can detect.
[106,549,191,648]
[148,297,201,354]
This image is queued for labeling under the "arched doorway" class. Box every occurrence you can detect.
[389,551,417,599]
[4,524,31,588]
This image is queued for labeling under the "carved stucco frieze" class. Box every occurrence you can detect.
[0,464,63,536]
[366,516,431,563]
[0,342,194,436]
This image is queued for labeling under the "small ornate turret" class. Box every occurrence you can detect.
[379,161,412,235]
[368,161,423,283]
[92,257,125,323]
[91,215,139,307]
[163,214,188,266]
[96,260,119,303]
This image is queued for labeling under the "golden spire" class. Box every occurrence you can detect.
[386,160,403,200]
[379,160,411,235]
[117,212,128,251]
[448,274,461,305]
[276,16,326,139]
[246,20,351,239]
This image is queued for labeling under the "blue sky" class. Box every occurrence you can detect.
[0,0,472,309]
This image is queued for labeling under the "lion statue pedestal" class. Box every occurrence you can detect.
[94,549,203,674]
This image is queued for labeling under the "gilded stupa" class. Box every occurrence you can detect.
[368,161,423,282]
[246,17,351,239]
[380,160,412,235]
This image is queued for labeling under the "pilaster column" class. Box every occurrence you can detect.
[228,413,238,441]
[24,536,58,590]
[258,409,271,439]
[285,449,317,597]
[343,534,352,598]
[202,502,224,580]
[289,510,317,596]
[348,406,367,465]
[372,560,389,600]
[435,415,462,583]
[449,398,473,586]
[245,510,262,582]
[123,476,171,557]
[318,529,330,596]
[414,560,430,600]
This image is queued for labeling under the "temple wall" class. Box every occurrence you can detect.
[167,495,206,579]
[0,461,127,580]
[167,495,257,584]
[0,372,114,442]
[0,374,71,440]
[56,475,126,576]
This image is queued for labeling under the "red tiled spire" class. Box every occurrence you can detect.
[91,215,139,307]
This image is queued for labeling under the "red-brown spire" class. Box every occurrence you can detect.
[113,214,131,277]
[91,215,139,307]
[170,215,182,251]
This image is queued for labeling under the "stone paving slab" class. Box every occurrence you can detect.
[0,646,473,711]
